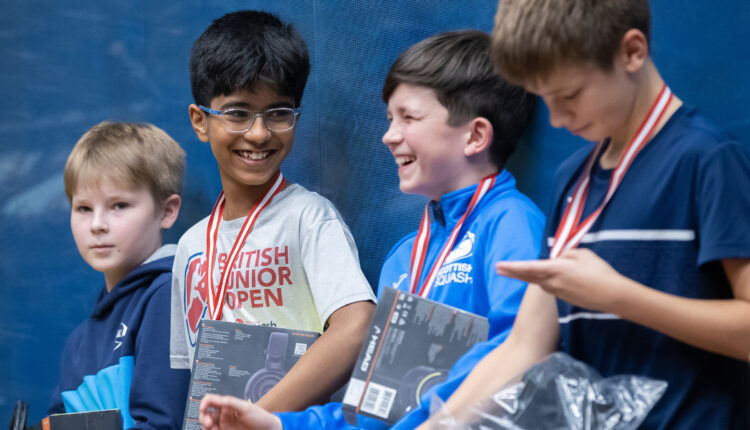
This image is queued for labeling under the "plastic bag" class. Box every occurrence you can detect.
[429,352,667,430]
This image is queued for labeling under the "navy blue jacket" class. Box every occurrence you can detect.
[49,251,191,430]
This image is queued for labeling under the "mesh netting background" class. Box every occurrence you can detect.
[1,0,748,423]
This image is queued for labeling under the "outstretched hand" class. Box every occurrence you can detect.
[200,394,282,430]
[495,248,631,313]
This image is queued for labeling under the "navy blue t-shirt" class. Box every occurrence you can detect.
[542,106,750,429]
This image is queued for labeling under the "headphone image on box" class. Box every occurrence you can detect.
[244,332,289,402]
[396,365,449,415]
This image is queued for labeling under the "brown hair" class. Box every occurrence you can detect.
[491,0,650,84]
[383,30,536,169]
[64,121,185,207]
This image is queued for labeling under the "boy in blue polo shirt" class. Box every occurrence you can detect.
[433,1,750,429]
[197,29,544,430]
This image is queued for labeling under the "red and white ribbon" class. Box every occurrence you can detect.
[205,171,286,320]
[550,84,673,258]
[408,173,498,298]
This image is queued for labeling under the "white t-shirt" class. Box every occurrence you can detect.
[169,184,375,369]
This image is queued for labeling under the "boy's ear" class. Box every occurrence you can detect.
[159,194,182,230]
[188,104,210,142]
[463,117,493,158]
[619,28,649,73]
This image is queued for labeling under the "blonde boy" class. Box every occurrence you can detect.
[49,122,190,430]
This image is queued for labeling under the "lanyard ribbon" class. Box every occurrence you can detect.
[205,171,286,320]
[550,84,673,259]
[408,173,498,298]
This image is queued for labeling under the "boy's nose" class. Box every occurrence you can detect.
[547,104,572,130]
[382,123,402,147]
[90,211,108,233]
[243,116,272,143]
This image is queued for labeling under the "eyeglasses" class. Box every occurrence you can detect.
[198,105,301,133]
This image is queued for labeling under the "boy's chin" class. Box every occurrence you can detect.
[569,126,604,143]
[228,170,282,188]
[399,182,440,201]
[398,182,419,196]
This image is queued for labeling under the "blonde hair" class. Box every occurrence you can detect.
[64,121,185,207]
[491,0,650,84]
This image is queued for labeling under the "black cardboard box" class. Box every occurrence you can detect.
[341,286,489,425]
[181,320,319,430]
[28,409,122,430]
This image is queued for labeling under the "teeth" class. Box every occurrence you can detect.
[395,155,416,166]
[237,150,271,160]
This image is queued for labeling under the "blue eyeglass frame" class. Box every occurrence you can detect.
[198,105,302,132]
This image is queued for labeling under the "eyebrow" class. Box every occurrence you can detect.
[396,104,426,116]
[70,197,89,205]
[219,100,295,110]
[553,85,581,94]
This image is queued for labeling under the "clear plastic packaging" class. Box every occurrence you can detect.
[429,352,667,430]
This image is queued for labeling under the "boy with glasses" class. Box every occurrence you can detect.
[196,29,543,430]
[169,10,375,413]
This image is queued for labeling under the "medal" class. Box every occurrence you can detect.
[408,173,498,297]
[550,84,674,258]
[205,171,286,320]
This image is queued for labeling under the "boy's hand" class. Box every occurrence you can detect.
[200,394,282,430]
[495,249,629,313]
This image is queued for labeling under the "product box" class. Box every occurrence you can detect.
[342,286,489,426]
[181,320,319,430]
[28,409,122,430]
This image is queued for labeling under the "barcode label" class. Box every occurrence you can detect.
[360,382,397,419]
[294,342,308,355]
[342,378,366,406]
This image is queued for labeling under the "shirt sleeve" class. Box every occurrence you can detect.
[276,402,362,430]
[47,339,75,415]
[301,209,376,326]
[169,241,191,370]
[481,201,545,339]
[696,140,750,264]
[129,275,192,430]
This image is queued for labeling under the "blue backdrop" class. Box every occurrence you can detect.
[2,0,749,424]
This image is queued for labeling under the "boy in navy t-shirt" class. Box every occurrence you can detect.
[434,1,750,429]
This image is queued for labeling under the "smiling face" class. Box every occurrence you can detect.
[190,85,295,215]
[70,178,171,290]
[383,84,476,201]
[525,61,638,144]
